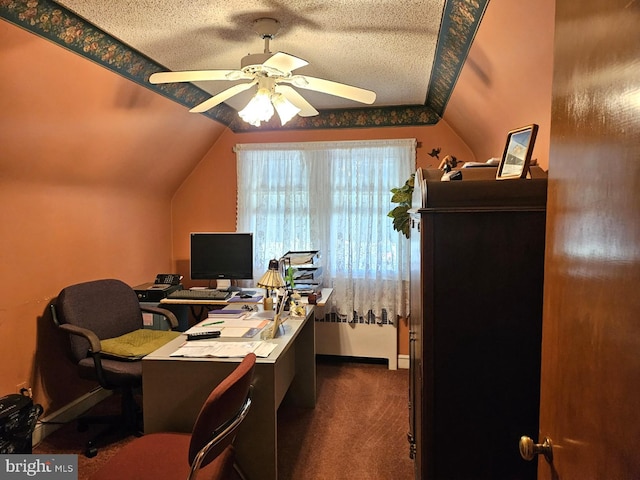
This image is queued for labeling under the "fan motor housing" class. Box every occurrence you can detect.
[253,18,280,38]
[241,52,274,70]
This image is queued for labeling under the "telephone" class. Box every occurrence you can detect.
[154,274,182,285]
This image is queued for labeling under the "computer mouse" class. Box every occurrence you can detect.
[240,293,253,298]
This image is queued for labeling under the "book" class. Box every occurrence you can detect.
[207,309,246,319]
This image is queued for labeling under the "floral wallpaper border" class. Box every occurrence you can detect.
[1,0,488,132]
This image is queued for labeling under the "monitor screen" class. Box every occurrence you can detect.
[190,232,254,281]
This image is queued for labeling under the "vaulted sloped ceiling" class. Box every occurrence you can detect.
[1,0,488,132]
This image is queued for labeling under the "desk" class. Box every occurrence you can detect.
[160,287,333,325]
[142,307,316,480]
[159,287,333,306]
[159,290,258,323]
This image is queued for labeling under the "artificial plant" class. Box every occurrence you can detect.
[388,173,415,239]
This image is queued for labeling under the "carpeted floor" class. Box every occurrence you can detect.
[34,356,414,480]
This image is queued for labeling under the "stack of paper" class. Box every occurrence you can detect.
[185,316,269,338]
[169,341,277,358]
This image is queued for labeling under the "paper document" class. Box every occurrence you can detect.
[184,318,269,338]
[248,311,275,320]
[219,327,251,338]
[169,340,277,358]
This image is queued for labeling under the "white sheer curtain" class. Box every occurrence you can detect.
[236,139,415,322]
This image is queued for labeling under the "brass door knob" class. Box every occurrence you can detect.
[519,436,553,462]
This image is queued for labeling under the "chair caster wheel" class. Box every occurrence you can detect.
[85,447,98,458]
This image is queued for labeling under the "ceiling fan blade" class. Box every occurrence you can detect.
[263,52,309,73]
[149,69,247,84]
[275,85,319,117]
[288,75,376,104]
[189,81,257,113]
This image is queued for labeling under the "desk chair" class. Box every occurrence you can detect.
[52,278,179,457]
[90,353,256,480]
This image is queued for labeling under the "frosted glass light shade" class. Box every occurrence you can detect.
[272,93,300,125]
[239,88,275,127]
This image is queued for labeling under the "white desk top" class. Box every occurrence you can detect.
[297,287,333,306]
[144,307,313,364]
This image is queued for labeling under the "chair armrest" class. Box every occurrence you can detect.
[58,323,112,387]
[58,323,102,353]
[140,306,179,330]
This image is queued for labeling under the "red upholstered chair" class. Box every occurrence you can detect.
[90,353,256,480]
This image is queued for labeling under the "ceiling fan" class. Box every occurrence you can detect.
[149,18,376,126]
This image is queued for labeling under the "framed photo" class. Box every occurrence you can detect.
[496,124,539,180]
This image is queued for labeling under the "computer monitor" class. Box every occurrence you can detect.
[190,233,254,288]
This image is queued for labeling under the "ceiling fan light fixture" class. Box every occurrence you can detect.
[272,93,300,125]
[238,87,274,126]
[149,17,375,120]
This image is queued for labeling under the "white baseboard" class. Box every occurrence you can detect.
[32,388,112,446]
[398,354,409,369]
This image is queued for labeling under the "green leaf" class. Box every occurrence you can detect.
[391,191,412,204]
[388,173,415,239]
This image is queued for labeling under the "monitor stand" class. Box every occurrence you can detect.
[216,279,241,292]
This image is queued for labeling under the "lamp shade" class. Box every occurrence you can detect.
[272,93,300,125]
[257,259,285,289]
[238,87,274,127]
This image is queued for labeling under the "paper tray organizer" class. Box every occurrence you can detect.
[281,250,322,294]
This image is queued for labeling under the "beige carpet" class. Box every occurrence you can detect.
[34,356,414,480]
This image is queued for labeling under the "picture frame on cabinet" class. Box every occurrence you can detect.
[496,124,539,180]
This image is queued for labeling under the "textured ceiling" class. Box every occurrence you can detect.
[2,0,489,131]
[54,0,445,111]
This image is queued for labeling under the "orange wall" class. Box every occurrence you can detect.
[0,21,222,412]
[444,0,555,169]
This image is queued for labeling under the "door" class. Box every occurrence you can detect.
[534,1,640,478]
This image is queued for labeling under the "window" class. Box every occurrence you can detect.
[236,139,414,321]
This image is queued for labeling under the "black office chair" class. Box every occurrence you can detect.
[51,278,180,457]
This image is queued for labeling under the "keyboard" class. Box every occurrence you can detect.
[167,289,231,301]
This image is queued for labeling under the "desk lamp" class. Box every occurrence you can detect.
[257,259,285,311]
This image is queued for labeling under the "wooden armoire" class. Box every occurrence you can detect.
[408,168,547,480]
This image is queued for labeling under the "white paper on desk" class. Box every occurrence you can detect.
[185,319,267,335]
[248,311,275,320]
[169,340,277,358]
[219,327,251,338]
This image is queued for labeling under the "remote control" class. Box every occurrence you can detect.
[186,331,221,341]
